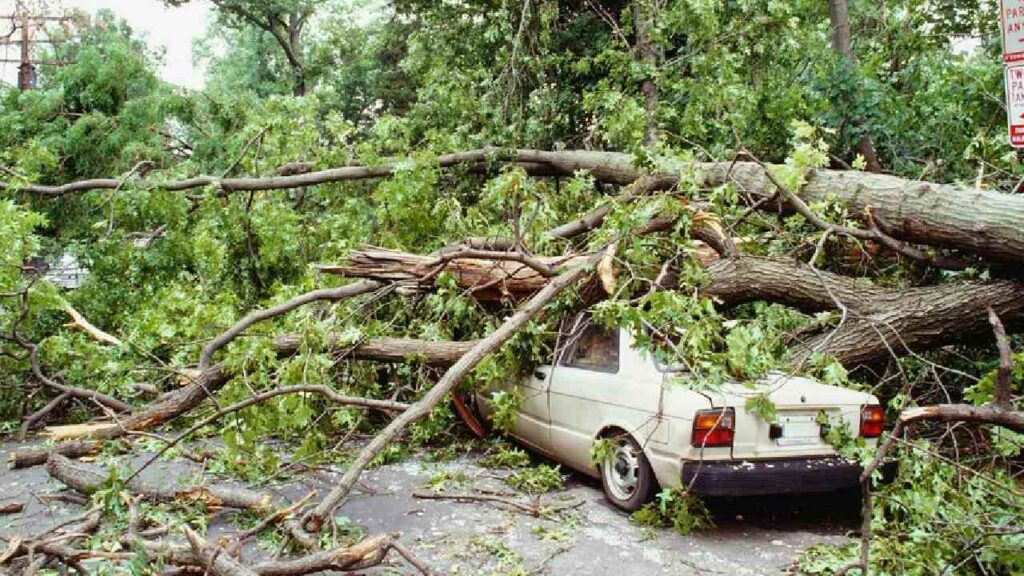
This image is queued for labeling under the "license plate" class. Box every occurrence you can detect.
[776,415,821,446]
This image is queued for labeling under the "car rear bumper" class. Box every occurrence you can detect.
[680,457,861,496]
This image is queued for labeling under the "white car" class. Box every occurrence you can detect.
[477,322,883,511]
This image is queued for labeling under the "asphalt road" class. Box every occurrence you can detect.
[0,441,858,574]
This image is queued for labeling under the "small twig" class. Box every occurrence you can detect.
[412,491,581,519]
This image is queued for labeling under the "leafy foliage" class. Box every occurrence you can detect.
[505,464,564,494]
[631,488,713,536]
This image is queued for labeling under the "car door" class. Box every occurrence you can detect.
[547,323,628,472]
[511,359,553,453]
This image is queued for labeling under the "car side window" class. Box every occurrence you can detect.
[561,324,619,373]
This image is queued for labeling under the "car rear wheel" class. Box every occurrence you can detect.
[599,434,657,512]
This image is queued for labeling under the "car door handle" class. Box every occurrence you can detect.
[533,370,547,380]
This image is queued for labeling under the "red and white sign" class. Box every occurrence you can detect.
[1002,1,1024,62]
[1005,64,1024,147]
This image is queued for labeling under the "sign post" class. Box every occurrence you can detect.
[1006,65,1024,147]
[1002,1,1024,146]
[1002,0,1024,63]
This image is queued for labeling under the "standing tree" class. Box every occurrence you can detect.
[168,0,317,96]
[827,0,883,172]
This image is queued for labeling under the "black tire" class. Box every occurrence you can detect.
[598,433,657,512]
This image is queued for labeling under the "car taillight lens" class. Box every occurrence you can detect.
[860,405,884,438]
[691,408,735,447]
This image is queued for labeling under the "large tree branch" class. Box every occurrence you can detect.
[9,148,1019,264]
[198,280,384,369]
[704,255,1024,366]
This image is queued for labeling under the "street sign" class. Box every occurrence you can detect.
[1005,64,1024,147]
[1001,0,1024,62]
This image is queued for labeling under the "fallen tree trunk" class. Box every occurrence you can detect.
[9,440,100,469]
[323,246,1024,368]
[9,148,1024,265]
[703,256,1024,366]
[318,247,585,302]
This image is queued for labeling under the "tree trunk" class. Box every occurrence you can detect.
[318,246,588,302]
[9,149,1024,264]
[632,0,659,146]
[827,0,882,172]
[321,246,1024,368]
[703,256,1024,366]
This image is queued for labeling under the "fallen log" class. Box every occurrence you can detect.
[321,246,1024,368]
[10,147,1024,265]
[318,247,584,302]
[9,440,101,469]
[703,256,1024,366]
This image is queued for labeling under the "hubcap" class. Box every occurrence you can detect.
[603,439,639,501]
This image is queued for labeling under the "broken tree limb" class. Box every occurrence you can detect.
[989,307,1015,410]
[184,527,258,576]
[19,391,72,440]
[25,334,479,446]
[898,404,1024,432]
[126,385,411,482]
[62,305,123,346]
[9,440,101,469]
[0,509,105,571]
[301,252,603,533]
[129,533,430,575]
[46,454,275,510]
[198,280,384,370]
[13,333,133,415]
[12,148,1022,265]
[271,334,481,366]
[318,246,587,302]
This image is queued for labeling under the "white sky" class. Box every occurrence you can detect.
[1,0,210,89]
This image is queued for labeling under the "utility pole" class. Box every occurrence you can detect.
[0,1,71,90]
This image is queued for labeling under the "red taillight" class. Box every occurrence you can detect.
[860,405,884,438]
[691,408,735,447]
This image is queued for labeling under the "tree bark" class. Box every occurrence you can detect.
[9,440,100,468]
[323,246,1024,368]
[632,0,659,146]
[703,256,1024,366]
[317,246,586,303]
